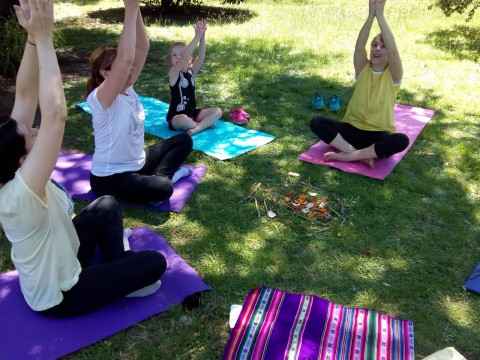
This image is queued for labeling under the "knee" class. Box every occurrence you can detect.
[142,251,167,277]
[181,132,193,149]
[173,114,189,122]
[215,107,222,118]
[310,116,335,142]
[173,115,194,128]
[164,182,174,198]
[96,195,120,212]
[310,116,325,132]
[395,133,410,152]
[376,133,410,158]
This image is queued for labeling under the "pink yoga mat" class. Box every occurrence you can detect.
[51,152,207,212]
[298,104,435,180]
[0,226,210,360]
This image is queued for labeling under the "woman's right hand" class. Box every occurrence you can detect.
[194,19,207,38]
[14,0,54,42]
[374,0,386,18]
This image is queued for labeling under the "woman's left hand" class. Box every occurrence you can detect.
[14,0,31,22]
[15,0,54,42]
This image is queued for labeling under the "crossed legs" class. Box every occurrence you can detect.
[172,107,222,136]
[310,116,409,168]
[40,196,166,318]
[90,134,193,203]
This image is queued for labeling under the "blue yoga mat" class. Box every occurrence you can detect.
[76,96,275,160]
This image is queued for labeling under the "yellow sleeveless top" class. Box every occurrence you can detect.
[342,63,399,133]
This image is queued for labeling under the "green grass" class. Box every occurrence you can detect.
[2,0,480,358]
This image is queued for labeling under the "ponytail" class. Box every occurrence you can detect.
[85,44,118,98]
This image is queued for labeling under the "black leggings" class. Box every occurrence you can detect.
[39,196,166,318]
[310,116,409,159]
[90,133,193,203]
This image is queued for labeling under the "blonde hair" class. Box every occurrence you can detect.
[85,44,118,97]
[168,42,193,68]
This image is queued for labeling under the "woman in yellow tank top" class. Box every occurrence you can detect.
[310,0,409,168]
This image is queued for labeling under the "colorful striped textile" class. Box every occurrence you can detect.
[224,287,414,360]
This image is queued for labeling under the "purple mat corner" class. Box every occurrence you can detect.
[298,104,435,180]
[51,152,207,212]
[0,226,210,360]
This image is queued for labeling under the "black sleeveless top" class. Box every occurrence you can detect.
[166,69,196,122]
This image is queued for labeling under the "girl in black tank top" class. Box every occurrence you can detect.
[166,19,222,136]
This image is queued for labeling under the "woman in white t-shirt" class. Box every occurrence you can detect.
[0,0,166,317]
[85,0,193,205]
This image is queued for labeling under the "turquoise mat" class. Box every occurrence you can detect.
[76,96,275,160]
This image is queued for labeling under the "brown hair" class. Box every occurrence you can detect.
[0,116,27,185]
[85,44,118,97]
[371,33,384,46]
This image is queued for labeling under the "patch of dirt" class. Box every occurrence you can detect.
[0,52,89,117]
[0,75,15,116]
[0,2,253,115]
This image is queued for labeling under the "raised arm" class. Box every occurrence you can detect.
[11,0,39,127]
[131,8,149,84]
[353,0,376,76]
[191,19,207,75]
[168,19,206,85]
[374,0,402,83]
[95,0,140,108]
[16,0,67,199]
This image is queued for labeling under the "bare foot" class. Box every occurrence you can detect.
[187,127,201,136]
[360,158,375,169]
[208,123,216,129]
[324,151,350,162]
[324,151,376,168]
[186,123,199,136]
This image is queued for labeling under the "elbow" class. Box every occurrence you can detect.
[124,56,136,67]
[136,43,149,59]
[54,100,68,123]
[117,52,135,67]
[56,107,68,124]
[61,108,68,123]
[388,50,400,59]
[45,107,67,128]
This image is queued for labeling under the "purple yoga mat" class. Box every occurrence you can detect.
[298,104,435,180]
[0,226,211,360]
[51,152,207,212]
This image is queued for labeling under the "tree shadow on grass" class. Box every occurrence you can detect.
[87,5,255,27]
[59,21,122,52]
[424,24,480,62]
[39,27,480,357]
[150,38,480,357]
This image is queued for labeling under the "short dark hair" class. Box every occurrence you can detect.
[0,116,26,185]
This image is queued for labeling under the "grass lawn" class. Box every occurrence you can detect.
[1,0,479,358]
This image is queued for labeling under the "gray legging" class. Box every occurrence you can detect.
[310,116,409,158]
[40,196,166,318]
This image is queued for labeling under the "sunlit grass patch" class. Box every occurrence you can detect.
[1,0,479,358]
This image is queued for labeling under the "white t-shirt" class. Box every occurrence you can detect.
[0,171,81,311]
[87,86,146,176]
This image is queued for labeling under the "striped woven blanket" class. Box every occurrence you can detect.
[224,287,414,360]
